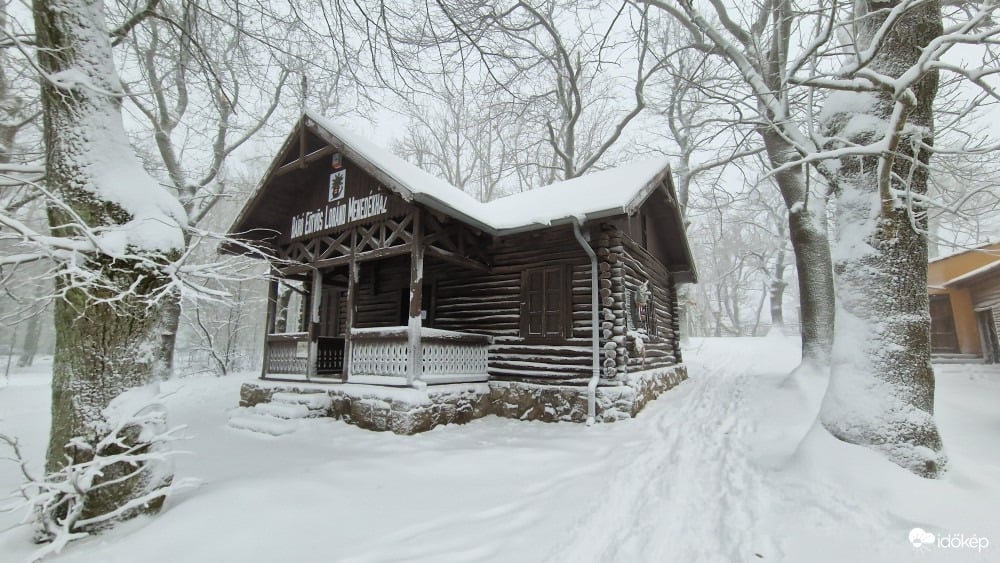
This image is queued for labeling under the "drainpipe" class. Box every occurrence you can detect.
[572,220,601,426]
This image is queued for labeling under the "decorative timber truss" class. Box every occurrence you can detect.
[275,208,491,276]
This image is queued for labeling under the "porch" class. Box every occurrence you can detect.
[262,326,492,385]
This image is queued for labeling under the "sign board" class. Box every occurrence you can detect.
[279,154,401,242]
[295,341,309,359]
[289,189,389,240]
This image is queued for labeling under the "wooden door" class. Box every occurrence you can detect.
[320,286,341,337]
[929,294,959,353]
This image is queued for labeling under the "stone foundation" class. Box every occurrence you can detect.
[240,364,687,434]
[241,382,492,434]
[488,364,688,423]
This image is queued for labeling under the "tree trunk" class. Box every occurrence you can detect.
[819,0,946,478]
[152,290,181,379]
[760,129,835,368]
[274,287,292,333]
[769,253,787,329]
[36,0,181,530]
[15,306,40,367]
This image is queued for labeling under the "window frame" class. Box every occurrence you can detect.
[520,263,571,342]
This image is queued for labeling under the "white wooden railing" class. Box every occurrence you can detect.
[349,327,492,385]
[265,333,309,375]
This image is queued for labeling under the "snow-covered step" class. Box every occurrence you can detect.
[228,412,297,436]
[251,402,313,419]
[271,392,332,411]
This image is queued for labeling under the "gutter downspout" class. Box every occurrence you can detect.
[572,220,601,426]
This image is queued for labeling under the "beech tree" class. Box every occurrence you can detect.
[25,0,185,535]
[112,0,293,378]
[646,0,1000,476]
[418,1,664,182]
[640,0,837,370]
[817,0,950,477]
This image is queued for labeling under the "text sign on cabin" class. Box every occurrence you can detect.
[288,156,389,240]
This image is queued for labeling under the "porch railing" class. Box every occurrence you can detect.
[265,333,309,375]
[350,327,492,384]
[265,333,344,376]
[317,337,346,374]
[264,328,491,384]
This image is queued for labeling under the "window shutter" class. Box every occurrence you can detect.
[543,266,564,337]
[521,265,567,339]
[523,269,545,336]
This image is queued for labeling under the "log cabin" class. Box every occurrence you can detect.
[227,111,697,434]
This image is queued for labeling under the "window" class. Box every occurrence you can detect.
[521,265,568,339]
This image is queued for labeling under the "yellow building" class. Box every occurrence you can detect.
[927,242,1000,362]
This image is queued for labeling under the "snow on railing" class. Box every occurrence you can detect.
[350,327,492,383]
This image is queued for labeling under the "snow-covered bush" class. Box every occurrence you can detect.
[1,387,194,560]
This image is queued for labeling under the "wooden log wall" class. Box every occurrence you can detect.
[353,256,409,329]
[596,225,627,379]
[317,221,684,383]
[426,226,595,383]
[970,278,1000,358]
[617,229,680,371]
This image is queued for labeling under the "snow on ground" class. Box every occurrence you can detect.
[1,337,998,562]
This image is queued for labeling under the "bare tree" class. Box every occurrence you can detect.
[647,0,1000,476]
[817,0,954,477]
[639,0,837,370]
[393,72,536,200]
[112,0,296,378]
[419,1,665,182]
[29,0,186,533]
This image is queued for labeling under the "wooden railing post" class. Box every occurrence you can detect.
[344,229,358,381]
[261,275,279,378]
[407,210,424,385]
[306,267,322,379]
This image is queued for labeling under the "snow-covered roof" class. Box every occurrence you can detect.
[944,259,1000,288]
[928,241,1000,265]
[227,111,695,282]
[304,110,673,235]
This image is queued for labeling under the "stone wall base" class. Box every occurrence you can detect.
[488,364,688,423]
[240,364,688,435]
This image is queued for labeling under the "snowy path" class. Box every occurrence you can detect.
[550,350,779,562]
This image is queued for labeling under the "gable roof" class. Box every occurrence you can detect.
[301,110,675,234]
[228,111,696,280]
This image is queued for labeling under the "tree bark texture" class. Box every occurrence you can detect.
[760,129,835,366]
[820,0,946,477]
[36,0,174,529]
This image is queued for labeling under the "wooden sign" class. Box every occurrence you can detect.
[287,158,393,241]
[289,190,388,240]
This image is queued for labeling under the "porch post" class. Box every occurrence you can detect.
[261,273,279,379]
[407,210,424,385]
[344,231,358,381]
[306,267,322,379]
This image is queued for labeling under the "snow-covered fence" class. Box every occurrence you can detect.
[350,327,491,384]
[265,333,310,375]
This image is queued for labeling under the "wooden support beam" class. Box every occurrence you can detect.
[425,244,490,273]
[274,146,336,177]
[407,210,424,385]
[344,230,358,381]
[306,267,322,379]
[261,277,279,379]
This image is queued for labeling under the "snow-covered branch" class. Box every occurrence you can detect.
[2,388,197,559]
